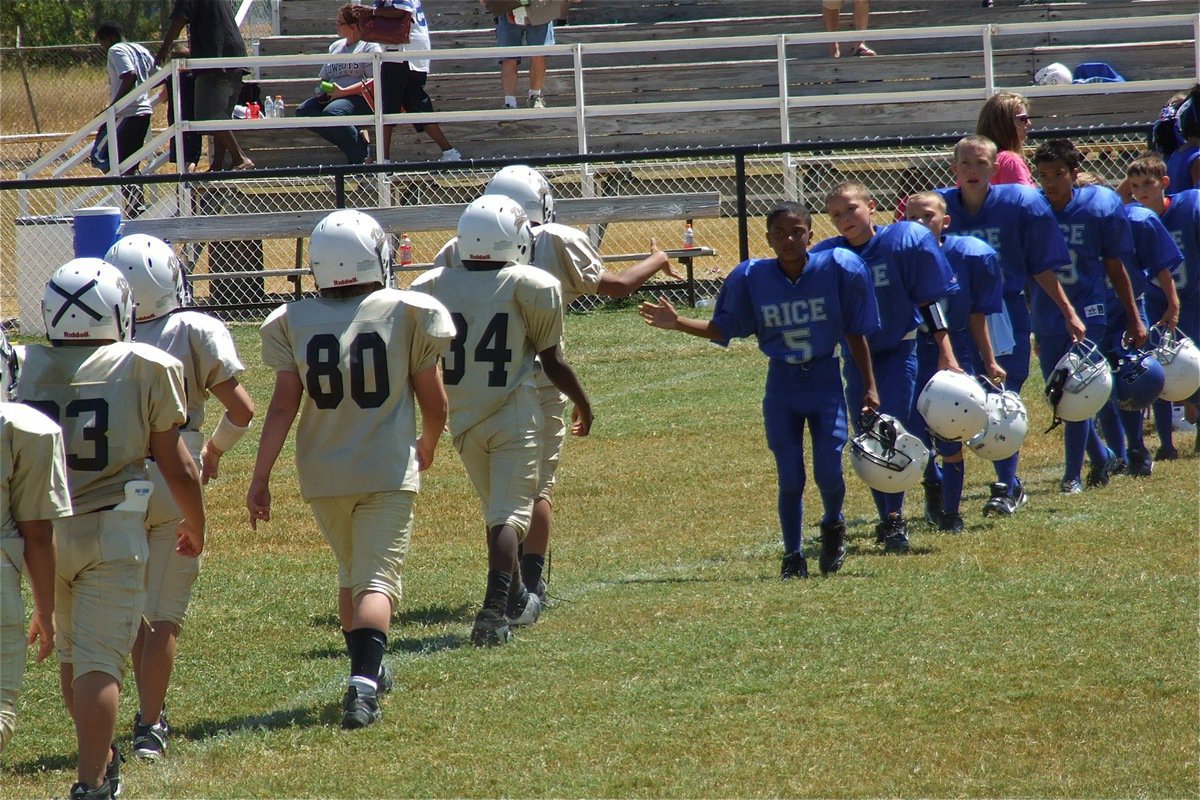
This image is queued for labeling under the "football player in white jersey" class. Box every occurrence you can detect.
[105,233,255,761]
[0,332,70,755]
[16,260,204,800]
[248,210,453,729]
[416,195,593,646]
[434,165,677,603]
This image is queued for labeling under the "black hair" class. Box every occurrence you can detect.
[766,201,811,230]
[1032,139,1082,171]
[95,21,123,41]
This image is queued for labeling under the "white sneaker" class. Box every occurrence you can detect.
[439,148,462,162]
[506,592,542,627]
[502,100,518,110]
[528,93,546,109]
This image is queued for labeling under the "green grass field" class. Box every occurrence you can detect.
[4,309,1198,798]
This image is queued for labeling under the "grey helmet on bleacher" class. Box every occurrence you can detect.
[309,209,393,290]
[105,234,187,322]
[484,165,555,225]
[457,195,533,264]
[42,259,134,343]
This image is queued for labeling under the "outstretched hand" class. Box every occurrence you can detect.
[638,295,679,330]
[650,238,683,280]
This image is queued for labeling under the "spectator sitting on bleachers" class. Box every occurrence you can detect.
[295,4,382,165]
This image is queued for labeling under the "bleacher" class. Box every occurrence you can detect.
[230,0,1195,167]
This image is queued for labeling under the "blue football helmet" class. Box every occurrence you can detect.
[1113,348,1166,411]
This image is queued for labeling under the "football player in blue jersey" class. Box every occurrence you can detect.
[1076,172,1182,477]
[813,182,959,552]
[937,135,1086,517]
[638,202,880,579]
[1032,139,1147,493]
[904,191,1006,532]
[1127,152,1200,458]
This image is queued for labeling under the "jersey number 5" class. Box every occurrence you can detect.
[443,312,512,387]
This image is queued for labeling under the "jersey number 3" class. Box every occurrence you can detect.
[443,312,512,387]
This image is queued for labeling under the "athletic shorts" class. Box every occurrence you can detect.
[533,374,568,502]
[55,510,148,682]
[453,385,541,538]
[143,436,203,627]
[0,538,24,753]
[380,61,435,132]
[495,16,555,62]
[309,490,415,611]
[193,70,243,121]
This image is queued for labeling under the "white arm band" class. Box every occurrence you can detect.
[209,414,250,453]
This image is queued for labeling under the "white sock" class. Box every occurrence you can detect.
[528,89,542,97]
[349,675,378,694]
[504,95,517,107]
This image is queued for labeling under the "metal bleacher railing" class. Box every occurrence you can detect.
[2,13,1196,330]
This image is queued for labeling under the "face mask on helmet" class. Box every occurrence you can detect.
[105,234,187,322]
[1114,348,1166,411]
[456,195,533,264]
[849,409,929,493]
[484,165,555,225]
[917,369,989,442]
[1149,324,1200,402]
[42,258,134,344]
[309,209,392,291]
[1044,339,1112,426]
[966,379,1028,461]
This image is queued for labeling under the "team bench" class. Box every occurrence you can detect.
[122,191,722,308]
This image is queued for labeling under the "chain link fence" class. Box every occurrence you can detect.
[2,127,1150,332]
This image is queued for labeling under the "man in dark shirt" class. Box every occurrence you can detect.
[156,0,254,170]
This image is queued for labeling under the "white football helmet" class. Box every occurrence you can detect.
[0,330,17,402]
[849,411,929,493]
[1044,339,1112,422]
[105,234,186,322]
[917,369,989,442]
[484,165,555,225]
[1149,324,1200,402]
[43,258,133,343]
[456,195,533,264]
[1034,62,1072,86]
[966,381,1028,461]
[309,209,392,290]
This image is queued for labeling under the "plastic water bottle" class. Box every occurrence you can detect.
[682,220,696,249]
[264,96,277,118]
[399,234,414,266]
[274,96,285,117]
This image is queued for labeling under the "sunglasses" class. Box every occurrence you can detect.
[1015,113,1031,122]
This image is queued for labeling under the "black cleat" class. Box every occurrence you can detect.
[1127,448,1153,477]
[470,608,512,647]
[341,685,381,729]
[1086,451,1118,488]
[818,519,847,575]
[780,552,809,580]
[70,782,114,800]
[922,479,943,526]
[881,515,910,553]
[1155,445,1178,462]
[938,511,965,533]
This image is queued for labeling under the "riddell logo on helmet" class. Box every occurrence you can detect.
[467,252,490,260]
[333,277,358,286]
[62,331,91,338]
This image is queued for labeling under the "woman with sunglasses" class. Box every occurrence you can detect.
[294,5,382,165]
[975,91,1036,188]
